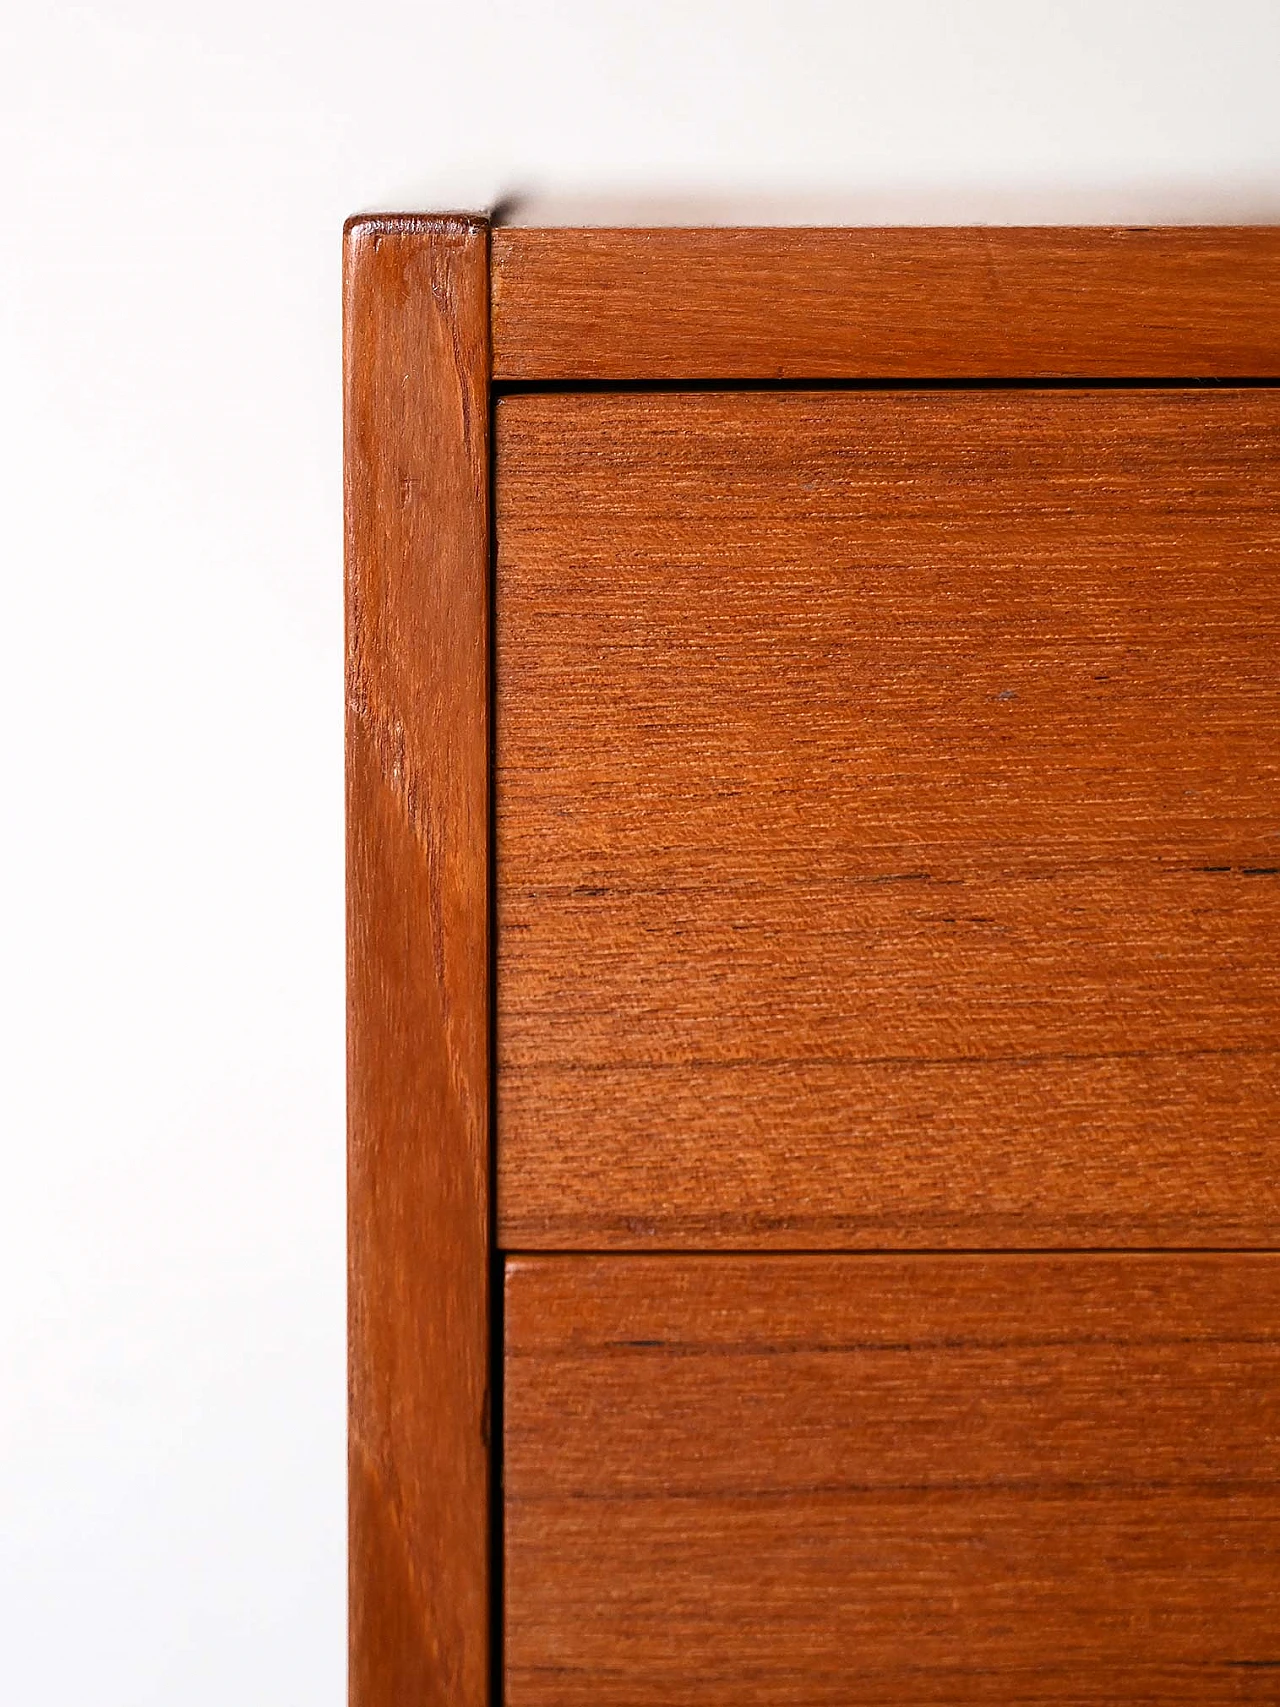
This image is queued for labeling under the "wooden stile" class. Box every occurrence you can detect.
[344,213,491,1707]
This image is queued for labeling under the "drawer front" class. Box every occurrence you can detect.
[504,1254,1280,1705]
[495,389,1280,1249]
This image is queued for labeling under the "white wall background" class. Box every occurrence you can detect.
[2,3,1278,1701]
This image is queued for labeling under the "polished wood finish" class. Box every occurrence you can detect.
[342,219,1280,1702]
[496,388,1280,1249]
[491,227,1280,380]
[505,1253,1280,1705]
[345,213,491,1707]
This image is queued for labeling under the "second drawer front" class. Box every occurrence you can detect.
[504,1254,1280,1706]
[495,388,1280,1249]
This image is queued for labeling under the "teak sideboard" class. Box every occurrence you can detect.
[344,217,1280,1706]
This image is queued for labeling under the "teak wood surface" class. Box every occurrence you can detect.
[504,1254,1280,1705]
[490,226,1280,380]
[495,387,1280,1250]
[345,218,1280,1707]
[345,214,490,1707]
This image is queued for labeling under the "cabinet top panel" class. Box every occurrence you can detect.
[489,226,1280,380]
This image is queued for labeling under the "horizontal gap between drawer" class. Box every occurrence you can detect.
[491,375,1280,396]
[498,1246,1280,1259]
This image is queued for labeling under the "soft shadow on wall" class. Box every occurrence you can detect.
[388,179,1280,227]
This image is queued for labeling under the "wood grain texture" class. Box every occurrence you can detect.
[505,1253,1280,1705]
[345,213,490,1707]
[490,227,1280,380]
[495,388,1280,1249]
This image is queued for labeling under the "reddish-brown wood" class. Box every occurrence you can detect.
[495,387,1280,1249]
[505,1253,1280,1705]
[345,213,490,1707]
[342,219,1280,1701]
[490,227,1280,379]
